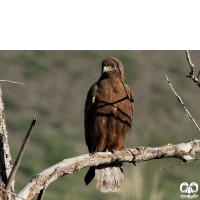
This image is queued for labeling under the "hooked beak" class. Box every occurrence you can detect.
[103,66,113,73]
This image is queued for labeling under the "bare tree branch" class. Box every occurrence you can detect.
[0,186,25,200]
[159,158,200,171]
[166,75,200,131]
[0,84,15,199]
[16,139,200,200]
[0,80,30,86]
[6,117,37,190]
[185,50,200,87]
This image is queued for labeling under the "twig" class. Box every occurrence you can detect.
[186,50,194,70]
[185,50,200,87]
[0,80,31,86]
[159,158,200,171]
[166,75,200,131]
[159,162,184,170]
[5,117,37,190]
[0,186,25,200]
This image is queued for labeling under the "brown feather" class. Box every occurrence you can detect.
[84,57,134,192]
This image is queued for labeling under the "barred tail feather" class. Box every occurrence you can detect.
[95,163,124,193]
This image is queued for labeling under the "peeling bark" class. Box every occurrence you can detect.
[17,139,200,200]
[0,85,14,199]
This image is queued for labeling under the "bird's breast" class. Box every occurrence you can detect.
[96,79,125,102]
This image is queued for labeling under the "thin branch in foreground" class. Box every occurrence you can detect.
[0,80,31,86]
[5,117,37,190]
[166,75,200,132]
[185,50,200,87]
[0,186,25,200]
[16,139,200,200]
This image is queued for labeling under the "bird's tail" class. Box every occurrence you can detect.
[95,163,124,193]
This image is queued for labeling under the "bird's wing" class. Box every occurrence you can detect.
[125,84,134,118]
[84,83,98,153]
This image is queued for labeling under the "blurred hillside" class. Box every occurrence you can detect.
[0,50,200,200]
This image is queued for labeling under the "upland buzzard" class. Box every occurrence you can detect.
[84,57,134,193]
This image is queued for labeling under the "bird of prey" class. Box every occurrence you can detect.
[84,57,134,193]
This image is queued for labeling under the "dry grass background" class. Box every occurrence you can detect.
[0,50,200,200]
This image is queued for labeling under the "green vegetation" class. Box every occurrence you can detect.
[1,50,200,200]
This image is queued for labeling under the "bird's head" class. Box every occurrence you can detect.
[101,57,124,81]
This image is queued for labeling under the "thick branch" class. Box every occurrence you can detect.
[17,139,200,200]
[0,84,14,197]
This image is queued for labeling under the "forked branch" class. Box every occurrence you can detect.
[185,50,200,87]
